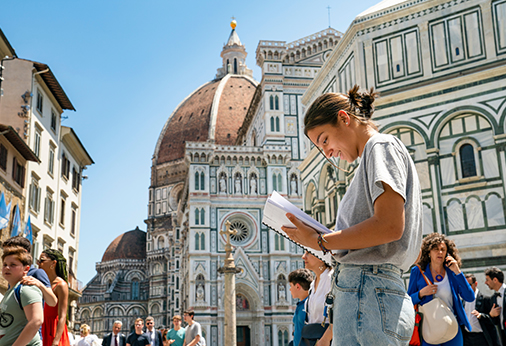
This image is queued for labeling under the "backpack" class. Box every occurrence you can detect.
[13,284,24,310]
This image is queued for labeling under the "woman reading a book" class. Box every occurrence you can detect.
[282,85,422,346]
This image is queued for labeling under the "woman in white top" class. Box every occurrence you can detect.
[407,233,474,345]
[302,252,333,339]
[76,324,100,346]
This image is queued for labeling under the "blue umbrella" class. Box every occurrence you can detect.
[0,192,11,230]
[10,205,21,237]
[24,215,32,244]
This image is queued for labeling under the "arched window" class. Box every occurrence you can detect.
[92,309,103,334]
[131,280,139,300]
[200,208,205,225]
[195,208,199,225]
[176,276,179,289]
[157,237,164,250]
[274,234,285,251]
[270,116,275,131]
[275,95,279,110]
[195,171,199,190]
[460,144,477,178]
[270,95,274,110]
[200,172,205,190]
[226,59,230,73]
[277,174,282,191]
[234,58,238,74]
[273,174,277,191]
[195,233,200,250]
[275,117,280,132]
[278,330,289,346]
[200,232,205,250]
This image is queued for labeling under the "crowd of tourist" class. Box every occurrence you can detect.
[0,244,201,346]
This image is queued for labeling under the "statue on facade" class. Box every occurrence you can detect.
[235,175,242,194]
[278,282,286,301]
[196,283,205,301]
[290,175,297,196]
[219,174,227,194]
[249,175,257,195]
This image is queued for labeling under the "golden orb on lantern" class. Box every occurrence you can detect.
[231,20,237,29]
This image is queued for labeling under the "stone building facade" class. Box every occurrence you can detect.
[299,0,506,293]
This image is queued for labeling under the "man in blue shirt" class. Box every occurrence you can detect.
[288,268,313,346]
[3,236,57,306]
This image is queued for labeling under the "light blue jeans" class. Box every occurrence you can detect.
[331,263,415,346]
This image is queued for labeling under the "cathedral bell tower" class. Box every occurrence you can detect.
[216,20,253,79]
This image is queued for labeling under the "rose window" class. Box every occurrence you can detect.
[230,221,249,243]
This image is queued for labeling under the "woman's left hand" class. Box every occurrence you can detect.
[445,255,461,274]
[20,275,43,289]
[281,213,320,250]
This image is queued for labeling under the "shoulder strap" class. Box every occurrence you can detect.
[416,265,433,286]
[14,284,23,310]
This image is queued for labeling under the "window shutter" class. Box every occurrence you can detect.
[12,157,17,181]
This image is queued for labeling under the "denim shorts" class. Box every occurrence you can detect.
[331,263,415,346]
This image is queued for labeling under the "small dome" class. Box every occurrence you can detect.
[101,227,146,262]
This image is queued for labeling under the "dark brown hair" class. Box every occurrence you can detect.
[2,245,32,266]
[288,268,313,291]
[417,233,461,269]
[485,267,504,284]
[2,236,31,253]
[304,85,379,136]
[184,310,195,319]
[464,273,476,284]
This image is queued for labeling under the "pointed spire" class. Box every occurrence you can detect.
[226,20,242,47]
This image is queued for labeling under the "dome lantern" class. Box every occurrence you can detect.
[216,19,253,79]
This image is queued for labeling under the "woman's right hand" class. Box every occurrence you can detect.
[419,284,438,298]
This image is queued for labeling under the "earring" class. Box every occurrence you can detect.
[319,264,325,271]
[50,265,55,270]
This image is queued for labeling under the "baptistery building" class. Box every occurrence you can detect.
[300,0,506,294]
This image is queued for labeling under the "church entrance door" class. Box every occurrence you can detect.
[236,326,251,346]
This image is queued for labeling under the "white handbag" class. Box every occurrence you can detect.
[416,265,459,344]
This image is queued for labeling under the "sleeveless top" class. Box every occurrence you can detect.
[42,281,70,346]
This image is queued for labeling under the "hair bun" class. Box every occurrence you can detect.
[347,85,378,119]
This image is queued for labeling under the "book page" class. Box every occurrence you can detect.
[262,191,334,265]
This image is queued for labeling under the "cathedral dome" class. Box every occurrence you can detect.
[154,75,257,165]
[153,22,257,165]
[101,227,146,262]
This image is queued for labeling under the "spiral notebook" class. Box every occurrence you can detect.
[262,191,334,265]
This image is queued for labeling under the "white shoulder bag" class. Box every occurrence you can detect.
[416,265,459,344]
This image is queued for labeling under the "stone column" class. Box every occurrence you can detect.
[218,221,241,346]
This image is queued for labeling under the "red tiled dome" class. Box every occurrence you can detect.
[101,228,146,262]
[154,75,257,164]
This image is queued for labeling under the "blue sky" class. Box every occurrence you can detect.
[0,0,379,284]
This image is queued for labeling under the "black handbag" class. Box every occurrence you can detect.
[300,323,329,346]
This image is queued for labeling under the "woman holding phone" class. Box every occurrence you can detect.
[407,233,474,345]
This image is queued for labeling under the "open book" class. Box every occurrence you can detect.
[262,191,334,265]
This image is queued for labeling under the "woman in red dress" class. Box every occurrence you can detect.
[38,249,70,346]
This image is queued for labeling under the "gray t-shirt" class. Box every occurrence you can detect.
[184,321,202,346]
[334,133,422,272]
